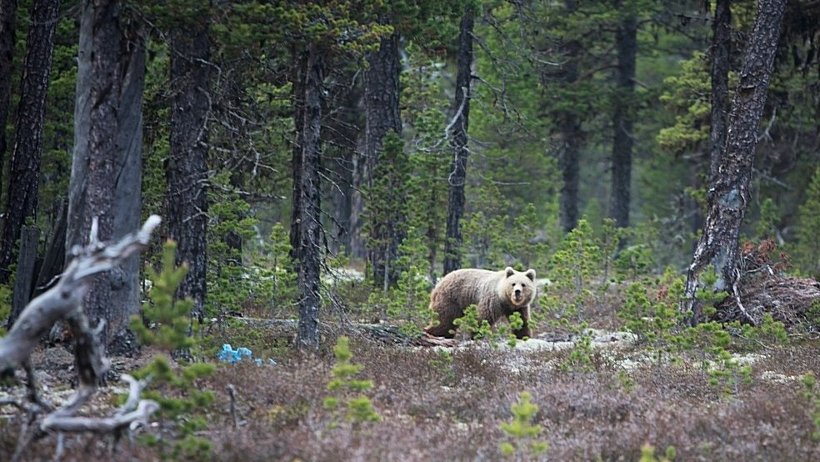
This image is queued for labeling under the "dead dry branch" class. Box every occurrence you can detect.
[0,215,162,461]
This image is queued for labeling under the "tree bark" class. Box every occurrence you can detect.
[709,0,731,184]
[8,225,38,328]
[360,32,403,286]
[33,198,67,298]
[67,0,145,349]
[682,0,786,324]
[0,0,16,194]
[289,46,307,263]
[442,9,474,276]
[0,0,60,284]
[296,44,324,350]
[167,12,210,322]
[609,4,637,230]
[557,0,582,234]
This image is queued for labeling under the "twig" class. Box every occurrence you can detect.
[733,268,757,326]
[227,384,245,428]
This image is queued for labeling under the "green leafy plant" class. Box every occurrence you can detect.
[324,336,380,426]
[129,241,216,461]
[499,391,548,459]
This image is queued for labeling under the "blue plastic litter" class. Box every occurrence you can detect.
[218,343,276,365]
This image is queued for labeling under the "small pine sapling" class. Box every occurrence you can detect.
[129,240,216,461]
[639,443,676,462]
[801,373,820,441]
[324,336,380,426]
[453,304,493,341]
[499,391,548,459]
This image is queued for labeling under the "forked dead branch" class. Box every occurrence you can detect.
[0,215,162,461]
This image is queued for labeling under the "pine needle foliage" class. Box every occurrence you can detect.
[129,240,215,461]
[323,336,380,426]
[499,391,548,459]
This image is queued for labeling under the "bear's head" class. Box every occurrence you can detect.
[501,267,536,307]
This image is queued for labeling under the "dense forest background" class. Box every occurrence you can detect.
[0,0,818,342]
[1,1,820,460]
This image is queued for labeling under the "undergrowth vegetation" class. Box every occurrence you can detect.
[1,217,817,461]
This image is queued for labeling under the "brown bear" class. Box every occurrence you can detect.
[425,267,537,340]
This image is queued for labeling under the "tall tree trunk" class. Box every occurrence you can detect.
[609,3,637,229]
[442,9,474,276]
[557,0,582,234]
[167,12,210,322]
[0,0,16,194]
[709,0,731,183]
[289,47,307,263]
[66,0,145,349]
[296,44,324,350]
[0,0,59,284]
[682,0,786,324]
[360,32,402,286]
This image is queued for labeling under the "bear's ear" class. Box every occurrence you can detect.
[505,267,515,277]
[525,269,536,281]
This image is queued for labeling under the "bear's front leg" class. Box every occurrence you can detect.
[511,307,531,340]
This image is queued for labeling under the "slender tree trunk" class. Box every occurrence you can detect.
[609,4,637,230]
[0,0,16,193]
[443,9,474,276]
[8,225,37,327]
[289,47,307,263]
[709,0,731,183]
[326,83,358,255]
[0,0,59,284]
[558,111,581,233]
[682,0,786,324]
[167,13,210,322]
[296,44,324,350]
[360,31,402,286]
[558,0,582,234]
[67,0,145,349]
[33,198,66,298]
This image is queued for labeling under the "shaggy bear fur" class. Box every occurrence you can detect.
[425,267,536,339]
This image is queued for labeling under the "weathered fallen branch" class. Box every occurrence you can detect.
[0,215,162,371]
[0,215,162,461]
[41,375,158,434]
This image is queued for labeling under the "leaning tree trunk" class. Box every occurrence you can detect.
[682,0,786,324]
[0,0,16,194]
[609,4,637,230]
[708,0,731,184]
[296,44,324,350]
[359,32,403,287]
[67,0,145,349]
[442,9,474,276]
[0,0,60,285]
[167,13,210,322]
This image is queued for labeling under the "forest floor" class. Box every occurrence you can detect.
[1,302,819,461]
